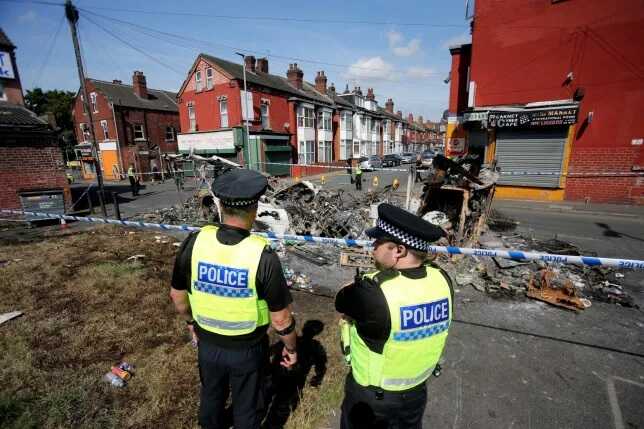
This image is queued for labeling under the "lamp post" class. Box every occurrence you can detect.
[235,52,251,169]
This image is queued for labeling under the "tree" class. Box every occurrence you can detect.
[25,88,77,160]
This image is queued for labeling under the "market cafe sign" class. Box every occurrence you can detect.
[488,107,578,128]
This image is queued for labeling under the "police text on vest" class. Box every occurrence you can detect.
[198,262,249,288]
[400,299,449,330]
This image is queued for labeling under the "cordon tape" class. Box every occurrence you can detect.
[2,209,643,271]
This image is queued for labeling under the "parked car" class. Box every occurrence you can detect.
[420,150,436,168]
[359,155,382,171]
[382,154,402,167]
[399,152,415,164]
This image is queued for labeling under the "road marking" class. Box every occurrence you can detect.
[451,373,463,429]
[606,376,644,429]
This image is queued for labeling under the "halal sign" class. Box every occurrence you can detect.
[0,51,15,79]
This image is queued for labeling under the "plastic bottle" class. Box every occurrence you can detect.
[103,372,126,387]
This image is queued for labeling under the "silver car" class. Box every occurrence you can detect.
[399,152,415,164]
[359,155,382,171]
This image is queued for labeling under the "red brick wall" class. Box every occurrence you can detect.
[0,145,70,210]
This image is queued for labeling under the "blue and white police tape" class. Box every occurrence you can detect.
[2,209,643,270]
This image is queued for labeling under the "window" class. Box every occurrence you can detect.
[318,140,332,163]
[340,139,352,160]
[298,140,315,164]
[90,92,98,113]
[100,120,109,140]
[133,124,145,140]
[261,103,270,129]
[165,126,176,141]
[206,68,213,90]
[297,106,314,128]
[79,123,90,141]
[195,70,203,92]
[353,140,361,158]
[188,103,196,131]
[318,111,331,131]
[341,112,352,131]
[219,99,228,128]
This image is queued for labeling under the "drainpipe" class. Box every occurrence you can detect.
[111,102,124,179]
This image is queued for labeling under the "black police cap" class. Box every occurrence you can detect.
[212,168,268,207]
[365,203,445,251]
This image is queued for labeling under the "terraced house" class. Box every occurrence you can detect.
[177,54,423,176]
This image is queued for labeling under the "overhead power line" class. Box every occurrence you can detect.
[31,12,65,88]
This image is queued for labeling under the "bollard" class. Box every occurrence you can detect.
[372,175,379,187]
[320,175,326,186]
[111,192,121,220]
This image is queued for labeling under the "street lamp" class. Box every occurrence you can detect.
[235,52,251,169]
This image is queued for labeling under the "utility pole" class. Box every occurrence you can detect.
[65,0,107,217]
[236,52,251,169]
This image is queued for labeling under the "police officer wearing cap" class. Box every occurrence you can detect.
[170,169,297,429]
[335,203,454,429]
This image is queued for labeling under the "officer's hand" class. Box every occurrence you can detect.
[187,324,198,347]
[280,348,297,369]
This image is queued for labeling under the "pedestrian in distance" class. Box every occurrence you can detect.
[127,163,139,196]
[336,203,454,429]
[355,164,363,191]
[346,159,354,184]
[415,154,423,183]
[170,168,298,429]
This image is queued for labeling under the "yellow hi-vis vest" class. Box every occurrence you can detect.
[127,167,135,178]
[349,266,452,391]
[189,225,270,336]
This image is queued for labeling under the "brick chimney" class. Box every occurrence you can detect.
[315,71,327,94]
[257,57,268,73]
[328,82,336,96]
[366,88,375,101]
[244,55,256,73]
[112,79,122,84]
[133,71,147,99]
[408,113,414,123]
[385,98,394,113]
[353,86,363,96]
[287,63,303,90]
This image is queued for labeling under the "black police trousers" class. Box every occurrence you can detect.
[340,372,427,429]
[197,337,268,429]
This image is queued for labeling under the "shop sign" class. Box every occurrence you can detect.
[178,130,235,151]
[446,138,466,157]
[488,107,578,128]
[464,111,488,122]
[0,51,15,79]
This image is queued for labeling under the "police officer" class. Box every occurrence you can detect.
[127,163,138,196]
[170,169,297,429]
[335,203,453,429]
[355,164,363,191]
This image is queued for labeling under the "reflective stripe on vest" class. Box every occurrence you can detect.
[349,266,452,391]
[189,225,270,336]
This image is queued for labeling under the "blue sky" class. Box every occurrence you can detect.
[1,0,472,120]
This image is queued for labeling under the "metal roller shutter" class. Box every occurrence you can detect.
[496,128,568,188]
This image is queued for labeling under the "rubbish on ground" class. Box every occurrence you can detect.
[527,268,590,311]
[103,372,126,388]
[286,244,332,266]
[111,366,132,381]
[0,311,23,326]
[126,254,145,262]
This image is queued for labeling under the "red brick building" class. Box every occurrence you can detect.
[176,54,410,177]
[0,28,70,212]
[446,0,644,203]
[71,71,179,180]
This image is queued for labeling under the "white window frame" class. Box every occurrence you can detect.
[165,126,176,141]
[205,68,214,90]
[318,140,332,163]
[340,139,352,160]
[353,140,361,158]
[90,92,98,113]
[298,140,315,164]
[342,112,353,131]
[318,111,331,131]
[100,120,109,140]
[133,124,145,140]
[80,123,90,142]
[188,103,197,132]
[297,106,314,128]
[261,103,270,129]
[195,70,203,92]
[219,99,228,128]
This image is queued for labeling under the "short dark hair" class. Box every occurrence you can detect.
[220,203,257,219]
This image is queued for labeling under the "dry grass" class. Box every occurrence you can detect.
[0,225,344,429]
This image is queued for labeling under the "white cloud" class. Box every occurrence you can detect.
[441,32,472,49]
[346,56,398,81]
[407,67,436,79]
[387,30,421,57]
[18,10,37,24]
